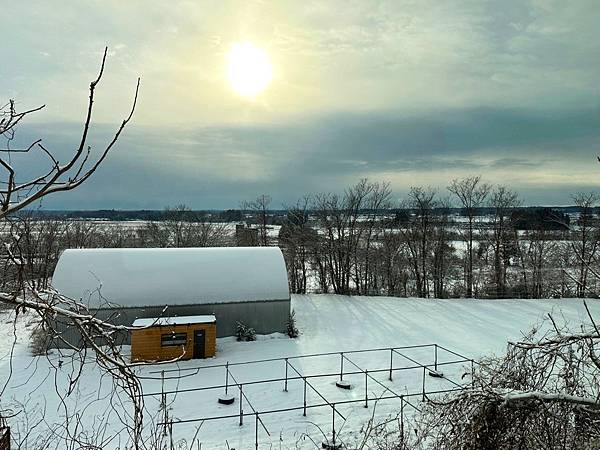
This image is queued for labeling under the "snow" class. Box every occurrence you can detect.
[2,295,600,448]
[51,247,290,308]
[132,315,216,327]
[0,308,35,361]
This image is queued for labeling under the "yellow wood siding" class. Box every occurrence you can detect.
[131,323,216,362]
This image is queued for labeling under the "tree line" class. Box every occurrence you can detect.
[277,177,598,299]
[3,176,599,300]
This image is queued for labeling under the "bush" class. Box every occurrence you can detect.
[285,310,299,338]
[416,310,600,449]
[29,323,51,356]
[235,321,256,342]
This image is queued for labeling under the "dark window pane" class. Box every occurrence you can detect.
[161,332,187,347]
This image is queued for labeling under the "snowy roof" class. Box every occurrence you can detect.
[132,315,216,327]
[52,247,290,308]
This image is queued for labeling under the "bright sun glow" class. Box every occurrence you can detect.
[227,42,273,97]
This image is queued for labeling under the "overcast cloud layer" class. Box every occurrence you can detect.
[2,0,600,208]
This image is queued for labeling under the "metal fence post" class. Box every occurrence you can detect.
[160,370,167,437]
[339,352,344,381]
[422,366,426,401]
[255,412,259,450]
[239,384,243,426]
[389,348,394,381]
[284,358,289,392]
[303,377,307,416]
[434,344,438,372]
[400,395,405,439]
[364,370,368,408]
[225,361,230,395]
[332,403,336,446]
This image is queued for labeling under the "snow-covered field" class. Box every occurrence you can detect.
[1,295,599,449]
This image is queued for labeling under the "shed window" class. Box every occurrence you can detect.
[161,332,187,347]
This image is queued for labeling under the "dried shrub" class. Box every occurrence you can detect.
[29,323,51,356]
[416,304,600,450]
[285,310,299,338]
[235,321,256,342]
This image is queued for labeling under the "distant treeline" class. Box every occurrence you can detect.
[7,177,600,300]
[21,205,587,230]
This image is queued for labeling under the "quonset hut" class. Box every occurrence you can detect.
[51,247,290,348]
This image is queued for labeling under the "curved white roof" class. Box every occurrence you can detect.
[52,247,290,308]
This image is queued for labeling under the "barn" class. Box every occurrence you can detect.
[51,247,291,350]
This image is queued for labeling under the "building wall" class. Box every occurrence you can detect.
[51,299,290,348]
[131,323,216,362]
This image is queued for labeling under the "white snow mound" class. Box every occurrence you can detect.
[52,247,290,308]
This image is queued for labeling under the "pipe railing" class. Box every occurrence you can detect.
[145,343,461,378]
[150,342,475,446]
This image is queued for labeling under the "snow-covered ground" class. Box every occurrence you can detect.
[1,295,599,449]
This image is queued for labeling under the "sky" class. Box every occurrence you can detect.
[2,0,600,209]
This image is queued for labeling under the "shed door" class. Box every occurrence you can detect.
[193,330,206,359]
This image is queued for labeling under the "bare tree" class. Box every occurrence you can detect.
[0,50,139,218]
[139,220,171,247]
[279,197,317,294]
[312,191,351,294]
[353,181,391,295]
[241,194,272,246]
[97,222,140,248]
[401,187,437,298]
[511,212,565,299]
[488,186,521,298]
[4,213,67,290]
[139,204,230,248]
[431,196,456,298]
[63,219,101,248]
[448,176,492,297]
[376,210,413,297]
[571,193,600,298]
[0,48,156,449]
[312,179,388,295]
[163,204,195,247]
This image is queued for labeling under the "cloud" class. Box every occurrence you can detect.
[8,106,600,209]
[2,1,600,209]
[2,0,600,124]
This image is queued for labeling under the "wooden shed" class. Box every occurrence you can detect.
[131,315,216,362]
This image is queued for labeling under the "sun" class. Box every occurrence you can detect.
[227,42,273,97]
